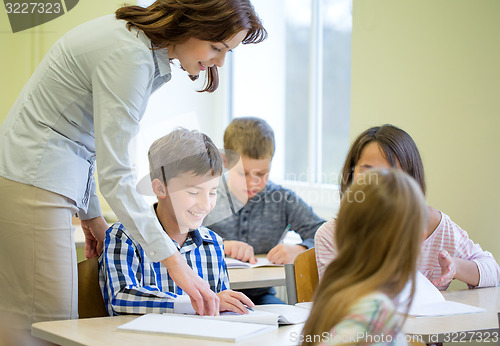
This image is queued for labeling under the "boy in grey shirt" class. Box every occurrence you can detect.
[203,117,325,304]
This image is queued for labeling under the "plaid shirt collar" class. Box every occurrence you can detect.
[153,203,214,253]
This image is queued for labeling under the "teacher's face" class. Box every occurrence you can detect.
[169,30,248,78]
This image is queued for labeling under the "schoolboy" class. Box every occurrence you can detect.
[99,128,253,315]
[203,117,325,305]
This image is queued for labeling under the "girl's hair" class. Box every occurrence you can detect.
[116,0,267,92]
[340,124,426,197]
[302,169,427,345]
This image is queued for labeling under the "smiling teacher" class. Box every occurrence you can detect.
[0,0,266,331]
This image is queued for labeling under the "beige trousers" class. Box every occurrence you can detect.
[0,176,79,330]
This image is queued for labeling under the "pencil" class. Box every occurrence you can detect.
[277,224,291,244]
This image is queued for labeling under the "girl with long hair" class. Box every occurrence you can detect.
[302,169,427,345]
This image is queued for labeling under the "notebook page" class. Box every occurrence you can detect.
[118,313,277,342]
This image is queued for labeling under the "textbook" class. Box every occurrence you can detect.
[193,304,310,325]
[397,272,486,317]
[117,313,277,342]
[225,257,283,269]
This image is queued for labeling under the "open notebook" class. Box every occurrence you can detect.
[225,257,283,269]
[191,304,310,325]
[397,272,486,317]
[118,313,277,342]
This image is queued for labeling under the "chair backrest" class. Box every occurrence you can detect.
[285,248,319,304]
[77,256,109,318]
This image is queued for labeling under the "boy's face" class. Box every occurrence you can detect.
[166,171,220,234]
[227,155,272,201]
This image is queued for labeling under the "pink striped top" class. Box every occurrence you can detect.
[315,212,500,290]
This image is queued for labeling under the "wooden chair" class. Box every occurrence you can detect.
[285,248,319,304]
[77,256,109,318]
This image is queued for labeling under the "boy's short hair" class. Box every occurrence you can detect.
[148,128,223,183]
[223,117,275,165]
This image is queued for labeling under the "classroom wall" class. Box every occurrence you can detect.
[350,1,500,258]
[0,1,122,122]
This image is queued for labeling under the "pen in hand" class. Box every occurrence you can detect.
[277,224,291,244]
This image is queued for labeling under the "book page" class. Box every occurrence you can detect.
[253,304,310,324]
[397,272,485,317]
[225,257,283,269]
[118,313,277,342]
[175,304,310,325]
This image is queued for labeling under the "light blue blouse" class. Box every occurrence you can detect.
[0,15,176,261]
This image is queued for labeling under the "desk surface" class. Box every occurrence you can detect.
[32,287,500,345]
[32,315,304,346]
[403,286,500,343]
[228,263,286,290]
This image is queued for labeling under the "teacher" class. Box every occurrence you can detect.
[0,0,266,330]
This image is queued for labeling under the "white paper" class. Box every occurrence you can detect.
[118,313,277,342]
[295,302,313,310]
[173,304,310,325]
[225,257,283,269]
[397,272,485,317]
[172,294,196,315]
[253,304,310,324]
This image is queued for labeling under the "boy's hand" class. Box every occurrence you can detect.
[224,241,257,264]
[267,244,307,264]
[217,290,255,315]
[80,216,108,259]
[432,250,457,287]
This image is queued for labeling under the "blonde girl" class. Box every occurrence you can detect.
[302,169,427,345]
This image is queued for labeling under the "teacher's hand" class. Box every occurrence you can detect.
[162,252,220,316]
[80,216,108,259]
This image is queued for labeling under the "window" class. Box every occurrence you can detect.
[231,0,352,186]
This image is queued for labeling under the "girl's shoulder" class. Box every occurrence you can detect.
[315,219,337,237]
[329,292,404,345]
[351,292,396,316]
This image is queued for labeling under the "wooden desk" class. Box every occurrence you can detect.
[228,266,286,290]
[403,286,500,343]
[32,315,304,346]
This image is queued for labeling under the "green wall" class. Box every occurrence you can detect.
[351,0,500,259]
[1,1,123,122]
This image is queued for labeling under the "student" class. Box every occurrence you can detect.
[203,117,325,305]
[302,169,427,345]
[315,124,500,290]
[0,0,267,326]
[99,128,253,315]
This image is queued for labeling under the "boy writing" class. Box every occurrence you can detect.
[203,117,325,304]
[99,128,253,315]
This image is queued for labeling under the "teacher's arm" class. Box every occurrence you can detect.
[77,177,108,258]
[91,45,218,315]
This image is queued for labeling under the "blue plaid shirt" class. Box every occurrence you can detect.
[99,221,229,315]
